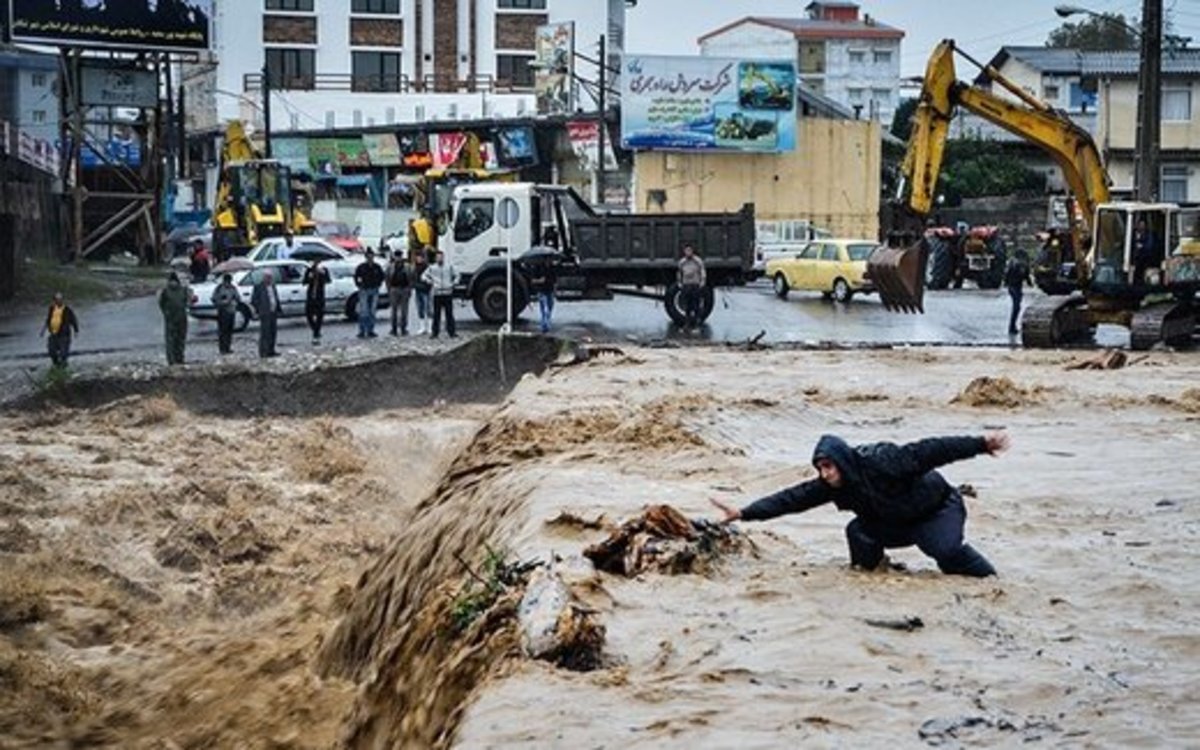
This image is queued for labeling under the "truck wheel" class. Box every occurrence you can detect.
[236,303,252,332]
[976,241,1006,290]
[472,274,528,324]
[665,284,715,324]
[832,278,853,303]
[345,293,360,321]
[925,237,954,290]
[664,283,687,325]
[773,273,790,299]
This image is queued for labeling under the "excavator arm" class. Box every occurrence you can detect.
[871,40,1111,312]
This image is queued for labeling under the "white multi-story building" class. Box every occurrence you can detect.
[698,1,903,125]
[184,0,625,135]
[0,45,60,172]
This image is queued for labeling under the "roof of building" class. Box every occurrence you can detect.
[698,15,904,44]
[978,45,1200,81]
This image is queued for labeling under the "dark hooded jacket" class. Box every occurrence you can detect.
[740,434,988,526]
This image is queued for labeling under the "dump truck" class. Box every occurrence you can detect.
[438,182,757,325]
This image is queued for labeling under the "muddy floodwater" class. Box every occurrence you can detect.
[1,343,1197,748]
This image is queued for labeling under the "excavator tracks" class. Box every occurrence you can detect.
[1021,294,1092,348]
[1130,301,1196,351]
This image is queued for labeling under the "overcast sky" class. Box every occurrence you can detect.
[624,0,1200,77]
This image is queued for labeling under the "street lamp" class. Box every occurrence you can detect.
[1055,2,1162,202]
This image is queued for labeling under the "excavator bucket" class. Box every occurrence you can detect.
[867,240,928,314]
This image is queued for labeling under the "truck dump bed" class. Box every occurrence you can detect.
[569,204,756,281]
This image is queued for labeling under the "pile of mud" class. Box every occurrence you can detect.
[951,376,1051,409]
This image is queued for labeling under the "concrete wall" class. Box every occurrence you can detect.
[699,23,796,61]
[632,117,882,238]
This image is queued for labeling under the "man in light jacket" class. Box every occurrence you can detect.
[421,250,459,339]
[677,244,707,329]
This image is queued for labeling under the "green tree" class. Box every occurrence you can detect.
[1046,13,1138,51]
[937,139,1047,204]
[890,97,919,143]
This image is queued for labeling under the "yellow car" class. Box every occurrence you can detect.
[766,238,878,302]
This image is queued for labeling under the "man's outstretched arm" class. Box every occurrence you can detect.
[898,432,1009,476]
[713,478,832,523]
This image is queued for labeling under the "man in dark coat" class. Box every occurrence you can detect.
[39,291,79,369]
[158,272,189,365]
[1004,249,1032,336]
[353,250,385,338]
[303,259,330,344]
[712,432,1010,577]
[250,269,282,358]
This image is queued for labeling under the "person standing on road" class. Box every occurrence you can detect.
[158,272,189,366]
[354,249,385,339]
[711,432,1010,578]
[39,291,79,369]
[677,244,707,329]
[422,250,459,339]
[303,259,330,345]
[211,272,241,355]
[386,250,414,336]
[412,246,432,335]
[1004,248,1032,336]
[250,269,282,358]
[529,257,557,333]
[190,240,211,283]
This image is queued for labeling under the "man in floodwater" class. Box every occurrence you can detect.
[712,432,1010,577]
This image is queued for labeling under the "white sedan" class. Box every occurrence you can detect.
[245,236,349,263]
[188,259,383,330]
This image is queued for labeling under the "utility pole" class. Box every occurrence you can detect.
[597,34,606,206]
[261,63,272,159]
[1134,0,1162,201]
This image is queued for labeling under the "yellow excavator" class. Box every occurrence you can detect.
[212,120,316,258]
[870,40,1198,350]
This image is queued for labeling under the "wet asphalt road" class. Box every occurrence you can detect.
[0,282,1130,377]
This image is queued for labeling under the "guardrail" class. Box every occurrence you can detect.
[243,72,533,94]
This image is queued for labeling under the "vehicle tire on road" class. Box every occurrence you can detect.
[773,273,790,299]
[236,303,252,332]
[472,274,528,324]
[664,284,715,325]
[975,240,1006,290]
[926,237,954,290]
[832,277,853,303]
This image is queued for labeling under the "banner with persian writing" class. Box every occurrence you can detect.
[620,55,796,153]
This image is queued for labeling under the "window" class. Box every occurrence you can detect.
[30,73,46,87]
[819,244,838,261]
[498,0,547,8]
[1162,165,1189,203]
[352,0,400,12]
[848,50,865,64]
[1162,88,1192,122]
[873,50,892,64]
[353,52,401,92]
[799,41,825,74]
[871,88,890,106]
[31,110,47,123]
[454,199,495,241]
[799,243,820,260]
[847,88,863,103]
[265,48,315,90]
[496,54,534,88]
[1044,84,1060,102]
[847,243,876,261]
[266,0,313,10]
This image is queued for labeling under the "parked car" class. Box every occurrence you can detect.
[767,238,879,303]
[187,259,384,330]
[246,236,348,263]
[315,221,365,254]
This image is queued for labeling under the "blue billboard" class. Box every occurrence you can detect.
[620,55,797,153]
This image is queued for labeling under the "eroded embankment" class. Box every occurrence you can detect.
[4,334,566,417]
